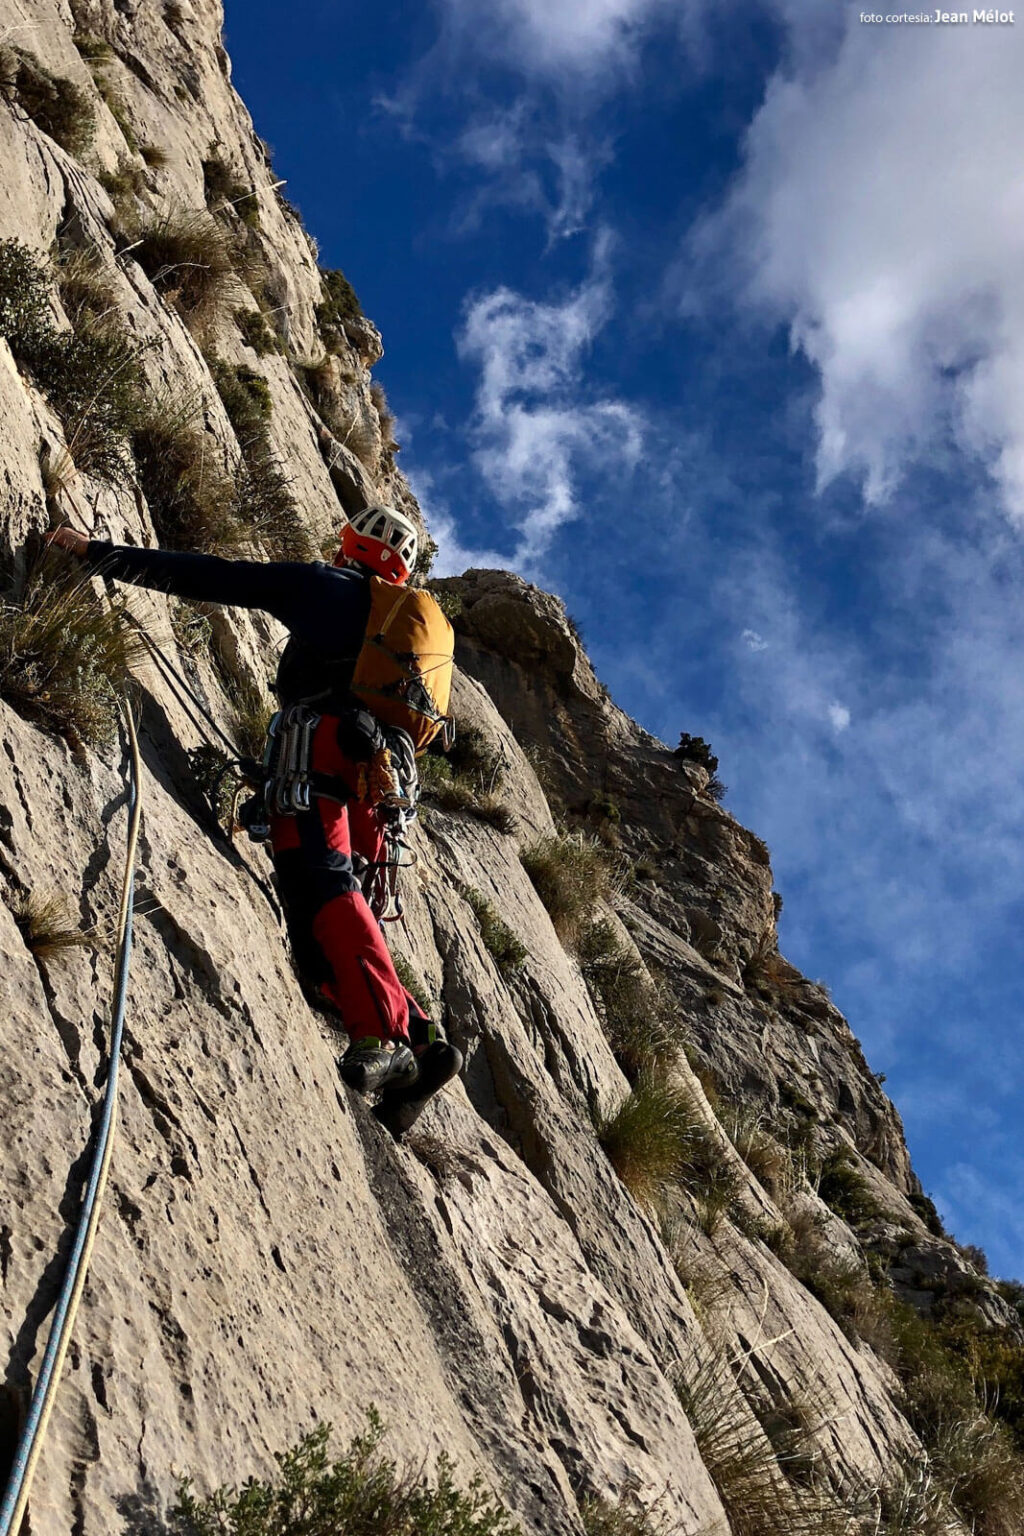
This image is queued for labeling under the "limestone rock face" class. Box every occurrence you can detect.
[0,6,1017,1536]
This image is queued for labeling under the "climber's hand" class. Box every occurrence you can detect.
[46,526,89,558]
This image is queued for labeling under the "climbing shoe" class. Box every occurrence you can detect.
[338,1039,419,1096]
[372,1038,464,1140]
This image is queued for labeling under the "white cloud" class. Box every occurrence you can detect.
[742,627,769,651]
[827,700,850,731]
[457,258,645,564]
[699,19,1024,518]
[438,0,677,75]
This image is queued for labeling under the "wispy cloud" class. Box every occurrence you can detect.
[694,18,1024,518]
[456,251,645,564]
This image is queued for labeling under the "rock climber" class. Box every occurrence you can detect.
[47,505,462,1137]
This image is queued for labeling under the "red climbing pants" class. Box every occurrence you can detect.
[269,715,413,1045]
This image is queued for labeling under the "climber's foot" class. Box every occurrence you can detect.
[372,1039,464,1140]
[339,1039,419,1096]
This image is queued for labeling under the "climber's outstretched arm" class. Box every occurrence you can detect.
[45,528,369,654]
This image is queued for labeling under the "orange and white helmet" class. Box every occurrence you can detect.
[336,502,418,585]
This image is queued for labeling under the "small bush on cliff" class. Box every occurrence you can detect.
[578,1495,672,1536]
[202,149,260,228]
[0,47,95,157]
[0,239,147,481]
[0,561,143,747]
[520,832,610,947]
[172,1414,521,1536]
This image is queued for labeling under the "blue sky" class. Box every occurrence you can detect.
[224,0,1024,1277]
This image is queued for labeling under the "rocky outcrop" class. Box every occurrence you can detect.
[0,4,1020,1535]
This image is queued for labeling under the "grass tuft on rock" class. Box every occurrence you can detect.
[132,401,244,554]
[520,831,610,946]
[172,1415,521,1536]
[419,725,515,833]
[596,1075,739,1223]
[129,208,238,330]
[0,561,143,747]
[12,890,100,959]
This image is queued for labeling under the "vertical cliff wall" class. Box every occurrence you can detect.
[1,4,1022,1534]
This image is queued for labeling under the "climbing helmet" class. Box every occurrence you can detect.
[336,502,418,586]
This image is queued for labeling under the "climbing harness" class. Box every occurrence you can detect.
[240,704,421,922]
[0,699,142,1536]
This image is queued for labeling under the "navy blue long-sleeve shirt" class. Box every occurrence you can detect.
[85,541,371,659]
[85,541,373,706]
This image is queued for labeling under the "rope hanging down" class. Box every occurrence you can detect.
[0,699,143,1536]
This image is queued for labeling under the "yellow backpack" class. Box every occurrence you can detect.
[350,577,454,754]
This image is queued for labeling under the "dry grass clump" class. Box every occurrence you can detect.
[520,831,610,946]
[675,1342,851,1536]
[596,1075,740,1224]
[391,953,433,1016]
[172,1415,522,1536]
[55,244,119,329]
[208,356,313,560]
[0,562,143,747]
[132,401,244,554]
[140,142,169,170]
[12,890,98,959]
[578,1494,673,1536]
[460,885,527,978]
[129,208,238,330]
[577,918,681,1080]
[419,725,515,833]
[226,678,274,762]
[724,1107,795,1201]
[0,46,95,156]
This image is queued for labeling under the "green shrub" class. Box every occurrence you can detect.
[415,535,439,582]
[234,304,280,356]
[72,33,113,63]
[12,889,100,959]
[596,1075,738,1223]
[461,886,526,978]
[172,1415,521,1536]
[578,1494,670,1536]
[0,561,144,747]
[98,156,148,214]
[130,208,237,329]
[520,832,610,946]
[316,265,362,337]
[133,403,244,554]
[576,919,680,1080]
[1,47,95,156]
[426,584,462,621]
[0,238,52,354]
[0,239,146,481]
[202,150,260,228]
[816,1145,880,1226]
